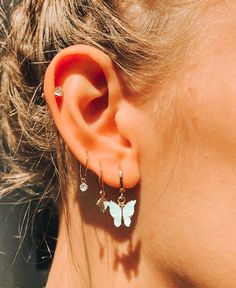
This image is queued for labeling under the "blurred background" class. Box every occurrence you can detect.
[0,1,58,287]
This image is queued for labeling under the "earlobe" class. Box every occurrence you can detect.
[44,45,140,188]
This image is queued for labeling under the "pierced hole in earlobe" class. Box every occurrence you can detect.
[83,92,109,124]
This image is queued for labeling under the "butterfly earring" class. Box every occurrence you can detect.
[104,169,136,228]
[79,151,89,192]
[96,164,107,213]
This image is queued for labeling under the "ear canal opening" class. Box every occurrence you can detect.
[119,135,132,148]
[83,92,109,124]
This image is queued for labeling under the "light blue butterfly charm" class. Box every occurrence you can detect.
[104,200,136,227]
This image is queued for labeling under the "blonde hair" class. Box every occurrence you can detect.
[0,1,212,208]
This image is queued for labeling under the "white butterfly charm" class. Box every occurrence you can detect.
[104,200,136,227]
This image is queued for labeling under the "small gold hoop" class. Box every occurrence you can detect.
[118,167,126,208]
[99,163,105,192]
[119,168,126,194]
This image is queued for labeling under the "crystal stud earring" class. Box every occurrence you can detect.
[54,86,63,109]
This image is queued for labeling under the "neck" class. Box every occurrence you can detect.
[45,206,173,288]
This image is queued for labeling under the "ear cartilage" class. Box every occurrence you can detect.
[54,86,63,109]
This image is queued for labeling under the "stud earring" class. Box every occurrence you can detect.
[54,86,63,109]
[104,168,137,228]
[96,164,107,213]
[79,151,89,192]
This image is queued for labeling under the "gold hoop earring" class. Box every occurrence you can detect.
[96,164,107,213]
[104,168,136,228]
[79,151,89,192]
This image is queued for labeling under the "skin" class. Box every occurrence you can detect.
[44,1,236,287]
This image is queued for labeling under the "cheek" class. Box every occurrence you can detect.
[165,54,236,286]
[182,53,236,162]
[187,1,236,159]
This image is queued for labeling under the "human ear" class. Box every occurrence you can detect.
[43,45,140,188]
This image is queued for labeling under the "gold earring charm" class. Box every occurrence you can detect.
[104,168,136,228]
[79,151,89,192]
[96,164,107,213]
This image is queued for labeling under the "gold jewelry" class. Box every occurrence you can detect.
[96,164,107,213]
[79,151,89,192]
[104,168,137,227]
[118,169,126,207]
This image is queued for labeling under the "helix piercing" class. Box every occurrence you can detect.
[54,86,63,109]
